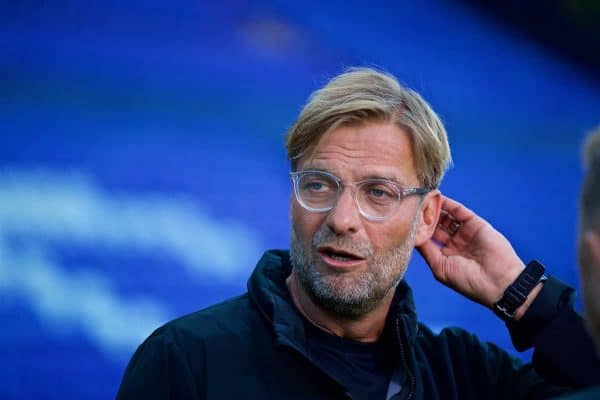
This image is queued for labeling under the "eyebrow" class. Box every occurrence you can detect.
[300,166,408,186]
[362,173,408,186]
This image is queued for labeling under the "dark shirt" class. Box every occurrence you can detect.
[304,318,400,400]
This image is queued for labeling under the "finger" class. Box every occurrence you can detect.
[440,195,491,242]
[438,210,462,235]
[432,209,463,246]
[416,239,444,274]
[432,221,453,245]
[440,195,476,222]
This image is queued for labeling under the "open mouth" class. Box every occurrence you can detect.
[317,246,365,262]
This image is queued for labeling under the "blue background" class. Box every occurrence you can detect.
[1,1,599,399]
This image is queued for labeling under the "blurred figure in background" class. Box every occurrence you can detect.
[559,126,600,399]
[117,68,599,399]
[579,126,600,357]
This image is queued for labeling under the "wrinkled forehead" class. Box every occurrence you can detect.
[296,120,418,184]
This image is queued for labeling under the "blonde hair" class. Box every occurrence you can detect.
[285,67,452,188]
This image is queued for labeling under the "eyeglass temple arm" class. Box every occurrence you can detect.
[403,187,432,196]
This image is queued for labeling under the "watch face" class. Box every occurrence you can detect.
[525,260,546,278]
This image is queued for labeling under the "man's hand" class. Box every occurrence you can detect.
[417,195,531,312]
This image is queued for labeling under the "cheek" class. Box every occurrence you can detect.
[580,245,600,289]
[291,202,323,241]
[578,241,593,276]
[366,221,415,253]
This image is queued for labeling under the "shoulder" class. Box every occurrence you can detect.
[117,294,267,399]
[149,293,260,346]
[123,293,261,366]
[118,295,262,387]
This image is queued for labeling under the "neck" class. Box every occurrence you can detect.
[286,271,394,343]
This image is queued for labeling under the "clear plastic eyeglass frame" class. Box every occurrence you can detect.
[290,170,431,222]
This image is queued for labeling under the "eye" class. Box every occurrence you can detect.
[306,181,325,191]
[369,187,388,198]
[362,182,398,203]
[300,174,336,194]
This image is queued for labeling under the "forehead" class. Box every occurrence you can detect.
[298,122,417,184]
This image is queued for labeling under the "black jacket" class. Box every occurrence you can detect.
[556,386,600,400]
[116,250,600,399]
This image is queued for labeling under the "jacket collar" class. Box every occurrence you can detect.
[247,250,420,351]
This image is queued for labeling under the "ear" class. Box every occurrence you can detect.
[414,189,442,246]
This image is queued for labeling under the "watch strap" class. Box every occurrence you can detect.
[494,260,547,321]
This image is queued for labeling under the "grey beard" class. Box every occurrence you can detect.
[289,217,419,319]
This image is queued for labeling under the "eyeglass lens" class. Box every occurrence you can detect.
[296,172,400,218]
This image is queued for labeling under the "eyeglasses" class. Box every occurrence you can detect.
[290,170,431,221]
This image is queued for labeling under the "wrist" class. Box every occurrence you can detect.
[493,260,548,321]
[512,281,544,320]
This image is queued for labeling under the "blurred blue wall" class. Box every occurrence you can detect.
[1,1,599,399]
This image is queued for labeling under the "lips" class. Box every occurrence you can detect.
[317,245,366,269]
[318,246,364,260]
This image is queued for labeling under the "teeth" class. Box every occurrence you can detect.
[330,253,353,261]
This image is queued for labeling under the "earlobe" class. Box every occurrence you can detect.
[414,190,442,246]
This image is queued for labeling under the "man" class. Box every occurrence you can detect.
[558,127,600,399]
[116,68,599,399]
[579,127,600,358]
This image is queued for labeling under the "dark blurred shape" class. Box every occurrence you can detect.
[458,0,600,82]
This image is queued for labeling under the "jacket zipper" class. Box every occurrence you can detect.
[395,318,415,400]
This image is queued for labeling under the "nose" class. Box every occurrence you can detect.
[325,186,361,235]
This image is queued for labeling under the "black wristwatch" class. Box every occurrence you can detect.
[493,260,548,321]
